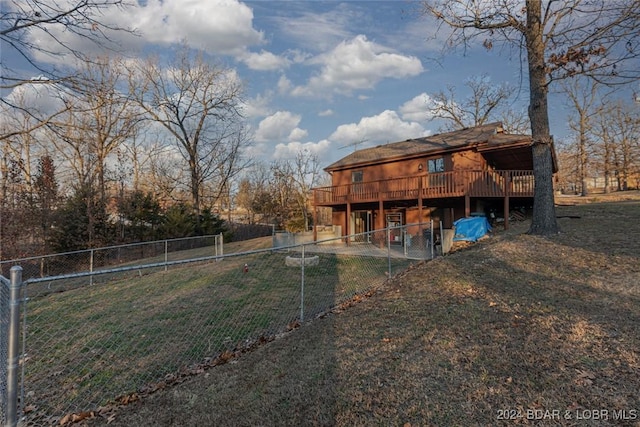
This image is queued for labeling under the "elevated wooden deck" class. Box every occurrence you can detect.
[313,170,534,206]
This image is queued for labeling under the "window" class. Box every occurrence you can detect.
[428,157,445,187]
[428,157,445,173]
[351,170,363,182]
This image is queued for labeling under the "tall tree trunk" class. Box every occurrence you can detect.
[189,155,201,217]
[526,0,559,235]
[603,135,611,194]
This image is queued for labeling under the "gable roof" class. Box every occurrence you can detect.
[325,122,532,171]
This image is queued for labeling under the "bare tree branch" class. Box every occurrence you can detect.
[129,50,251,215]
[420,0,640,235]
[1,0,135,86]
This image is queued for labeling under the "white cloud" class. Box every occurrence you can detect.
[238,50,290,71]
[241,94,272,119]
[277,75,293,95]
[22,0,264,65]
[399,93,438,123]
[330,110,428,146]
[291,35,424,97]
[2,78,69,116]
[255,110,306,143]
[133,0,264,55]
[274,139,332,160]
[318,109,334,117]
[273,4,356,52]
[288,127,309,141]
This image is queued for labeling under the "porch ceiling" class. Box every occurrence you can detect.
[481,146,533,171]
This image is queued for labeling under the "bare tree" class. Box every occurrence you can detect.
[605,100,640,191]
[593,110,616,193]
[591,100,633,193]
[121,131,166,194]
[0,89,48,197]
[561,77,605,196]
[46,110,93,188]
[47,56,140,203]
[1,0,133,87]
[554,138,579,194]
[428,75,518,130]
[131,50,250,216]
[290,150,322,231]
[1,0,136,155]
[498,107,531,135]
[421,0,640,235]
[77,56,140,202]
[236,163,273,224]
[268,151,323,231]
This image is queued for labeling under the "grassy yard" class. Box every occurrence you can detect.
[78,193,640,427]
[22,240,413,423]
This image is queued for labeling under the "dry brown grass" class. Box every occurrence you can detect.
[84,193,640,427]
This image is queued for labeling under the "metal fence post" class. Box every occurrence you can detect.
[387,226,391,278]
[0,277,7,425]
[6,266,23,427]
[300,245,305,323]
[430,220,434,259]
[164,240,168,272]
[439,220,444,257]
[89,249,94,286]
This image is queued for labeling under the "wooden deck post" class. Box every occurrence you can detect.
[504,196,510,230]
[465,194,471,217]
[503,172,511,230]
[313,208,318,241]
[378,199,384,248]
[418,175,423,223]
[346,202,351,246]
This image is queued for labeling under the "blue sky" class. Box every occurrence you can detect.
[3,0,577,168]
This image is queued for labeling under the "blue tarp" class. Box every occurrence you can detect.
[453,217,492,242]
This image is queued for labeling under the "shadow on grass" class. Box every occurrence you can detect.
[21,246,416,425]
[44,203,640,426]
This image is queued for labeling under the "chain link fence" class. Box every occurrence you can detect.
[1,274,9,424]
[0,235,223,298]
[2,224,434,426]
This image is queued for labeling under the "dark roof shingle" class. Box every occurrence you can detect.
[326,122,530,171]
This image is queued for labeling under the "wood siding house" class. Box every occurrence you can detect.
[312,122,558,240]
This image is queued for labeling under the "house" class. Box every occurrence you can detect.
[312,122,558,241]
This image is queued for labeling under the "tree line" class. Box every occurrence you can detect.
[3,0,640,262]
[0,50,324,260]
[556,78,640,195]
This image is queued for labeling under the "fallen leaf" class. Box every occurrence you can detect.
[59,413,72,425]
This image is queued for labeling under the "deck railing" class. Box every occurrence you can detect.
[313,170,535,205]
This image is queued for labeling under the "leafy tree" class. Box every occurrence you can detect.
[50,185,114,252]
[158,203,197,239]
[117,190,163,242]
[250,188,280,225]
[197,208,229,239]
